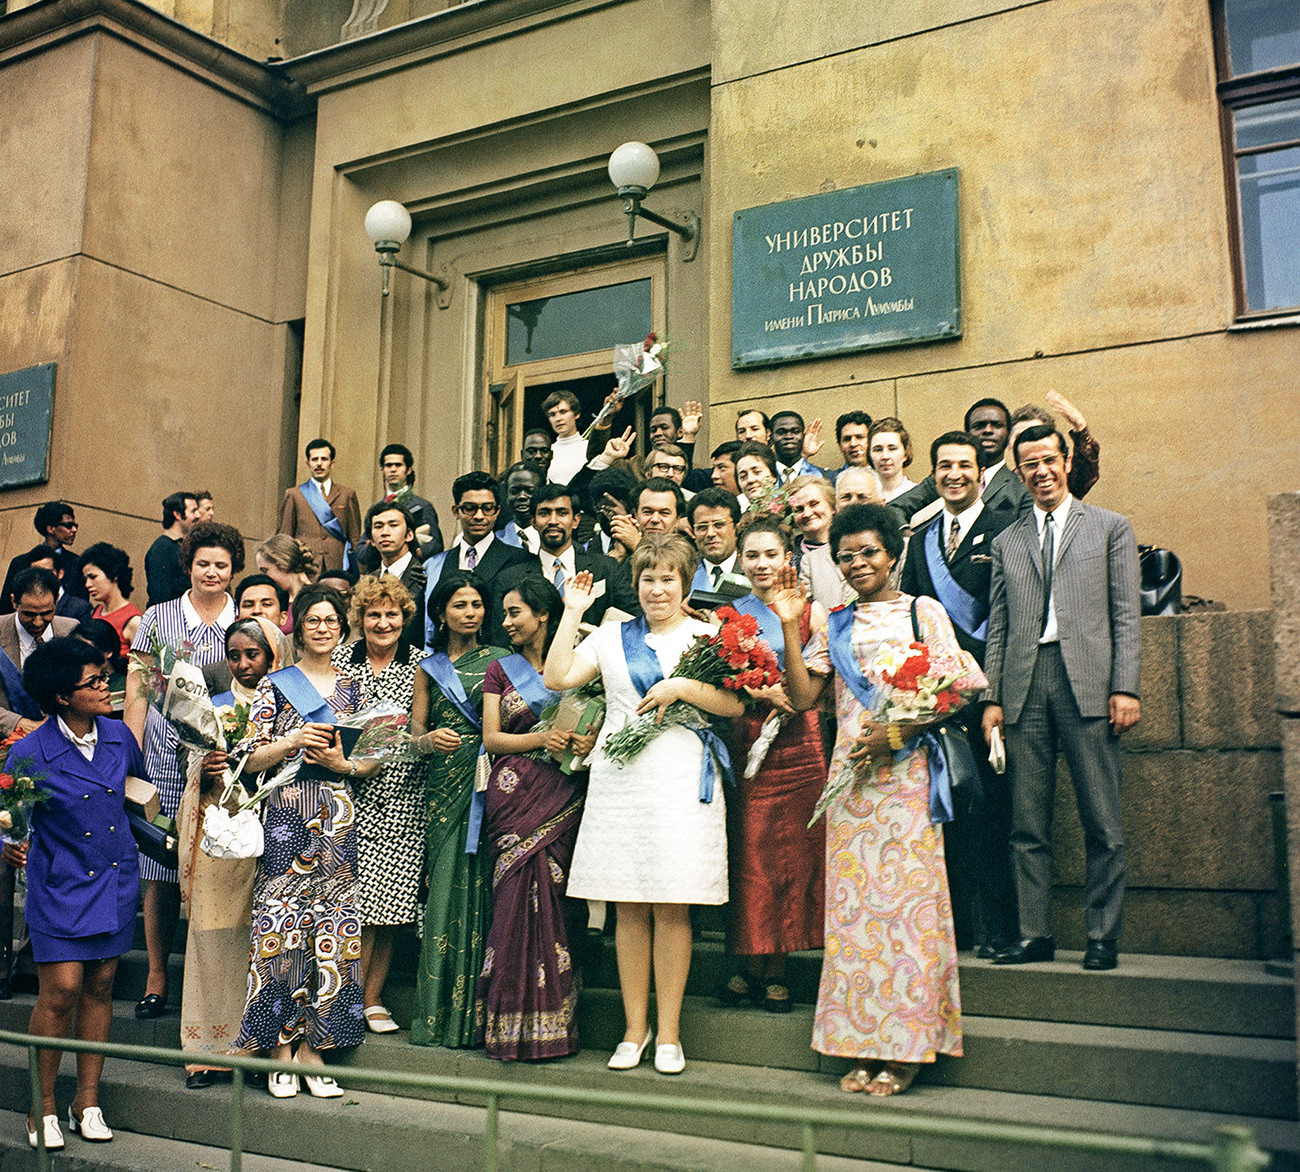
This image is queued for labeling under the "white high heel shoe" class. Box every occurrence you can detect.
[27,1114,64,1150]
[68,1105,113,1141]
[607,1029,653,1070]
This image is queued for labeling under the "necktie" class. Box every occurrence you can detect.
[1040,512,1055,633]
[945,517,961,562]
[465,544,478,571]
[519,530,531,554]
[711,564,723,588]
[552,559,566,592]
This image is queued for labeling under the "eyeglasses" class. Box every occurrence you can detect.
[457,502,499,516]
[74,674,110,691]
[56,520,78,530]
[835,547,885,568]
[650,463,687,476]
[302,615,342,630]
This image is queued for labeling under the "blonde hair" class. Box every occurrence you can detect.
[257,534,317,580]
[630,532,698,593]
[348,574,417,633]
[785,474,834,508]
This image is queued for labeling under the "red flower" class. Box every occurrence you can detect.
[715,607,739,624]
[934,689,962,714]
[0,774,14,791]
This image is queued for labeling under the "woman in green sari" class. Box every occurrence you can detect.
[410,571,507,1048]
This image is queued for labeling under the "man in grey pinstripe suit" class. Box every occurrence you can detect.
[981,425,1141,971]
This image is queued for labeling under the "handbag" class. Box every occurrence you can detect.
[124,776,178,868]
[909,600,984,817]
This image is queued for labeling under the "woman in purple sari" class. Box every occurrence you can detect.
[477,577,594,1061]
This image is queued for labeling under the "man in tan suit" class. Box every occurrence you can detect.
[0,567,79,736]
[278,438,362,574]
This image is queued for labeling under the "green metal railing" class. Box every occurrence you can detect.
[1,1028,1272,1172]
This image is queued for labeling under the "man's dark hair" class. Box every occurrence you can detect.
[631,477,686,519]
[234,573,289,613]
[531,483,578,514]
[12,566,59,604]
[161,492,196,529]
[195,489,212,503]
[305,437,336,460]
[586,468,639,517]
[930,430,982,470]
[21,545,60,573]
[963,398,1011,432]
[365,499,416,538]
[687,487,742,527]
[33,502,73,537]
[770,410,805,430]
[452,470,501,506]
[523,427,552,444]
[835,411,873,441]
[1012,423,1069,466]
[830,503,904,561]
[711,440,742,460]
[651,405,683,429]
[499,460,544,488]
[540,389,581,417]
[379,443,416,485]
[318,567,358,588]
[737,409,771,430]
[23,637,105,717]
[180,522,246,575]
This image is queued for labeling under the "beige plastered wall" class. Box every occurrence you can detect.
[707,0,1299,609]
[292,0,711,544]
[0,21,312,586]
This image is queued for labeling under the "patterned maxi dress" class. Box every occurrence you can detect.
[131,593,233,882]
[802,595,986,1064]
[235,673,366,1051]
[411,644,507,1049]
[332,640,424,926]
[476,658,584,1060]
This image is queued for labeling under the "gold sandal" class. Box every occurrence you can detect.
[865,1062,920,1097]
[839,1064,877,1093]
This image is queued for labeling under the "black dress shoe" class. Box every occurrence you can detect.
[134,993,167,1019]
[975,942,1000,960]
[186,1069,232,1090]
[992,936,1055,965]
[1082,940,1118,970]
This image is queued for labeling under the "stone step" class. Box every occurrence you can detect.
[0,1050,928,1172]
[102,943,1297,1043]
[0,1108,344,1171]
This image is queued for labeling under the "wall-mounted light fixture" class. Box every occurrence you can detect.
[607,142,700,262]
[364,200,451,306]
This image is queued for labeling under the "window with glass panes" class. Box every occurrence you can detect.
[1214,0,1300,314]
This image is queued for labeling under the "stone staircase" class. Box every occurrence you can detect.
[0,919,1293,1172]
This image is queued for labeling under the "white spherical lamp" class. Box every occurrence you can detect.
[607,142,660,194]
[364,200,412,245]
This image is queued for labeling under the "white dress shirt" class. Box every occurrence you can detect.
[701,551,737,586]
[539,545,577,587]
[455,533,496,570]
[379,550,413,579]
[1035,494,1072,644]
[16,620,53,666]
[57,716,98,761]
[942,498,984,554]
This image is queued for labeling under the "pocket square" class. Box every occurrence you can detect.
[972,533,986,546]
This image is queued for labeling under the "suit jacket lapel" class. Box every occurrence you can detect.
[1019,512,1044,577]
[0,618,20,670]
[1054,499,1086,563]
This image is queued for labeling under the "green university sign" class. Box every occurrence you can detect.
[731,169,961,368]
[0,364,55,490]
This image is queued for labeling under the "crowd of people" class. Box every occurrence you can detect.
[0,386,1141,1148]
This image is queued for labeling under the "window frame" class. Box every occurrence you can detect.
[1211,0,1300,319]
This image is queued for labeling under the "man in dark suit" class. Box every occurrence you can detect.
[901,431,1017,956]
[354,444,444,571]
[530,483,637,624]
[363,500,428,649]
[422,471,534,648]
[890,398,1031,527]
[0,567,80,736]
[22,547,93,624]
[982,424,1141,972]
[278,438,363,574]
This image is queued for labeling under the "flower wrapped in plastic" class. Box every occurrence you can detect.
[0,730,47,842]
[128,630,223,754]
[582,333,667,440]
[602,607,781,770]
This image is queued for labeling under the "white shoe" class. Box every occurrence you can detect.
[268,1071,300,1098]
[607,1029,653,1070]
[302,1072,344,1099]
[27,1114,63,1150]
[363,1005,399,1034]
[654,1043,686,1075]
[68,1105,112,1141]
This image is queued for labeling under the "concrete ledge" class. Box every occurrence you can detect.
[1180,610,1280,749]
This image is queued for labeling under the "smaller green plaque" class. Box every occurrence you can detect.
[0,364,56,490]
[732,169,961,368]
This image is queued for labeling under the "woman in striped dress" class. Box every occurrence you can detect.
[126,521,244,1021]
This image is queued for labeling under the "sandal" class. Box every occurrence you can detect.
[762,984,793,1014]
[865,1062,920,1097]
[839,1064,877,1093]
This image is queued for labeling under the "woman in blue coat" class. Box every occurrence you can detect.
[2,637,146,1151]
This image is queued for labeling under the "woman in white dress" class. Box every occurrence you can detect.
[544,533,745,1076]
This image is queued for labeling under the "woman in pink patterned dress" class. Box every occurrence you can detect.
[777,503,986,1098]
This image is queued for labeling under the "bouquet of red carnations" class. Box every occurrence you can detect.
[602,607,781,768]
[873,640,968,722]
[0,731,47,841]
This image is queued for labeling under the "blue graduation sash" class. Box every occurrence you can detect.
[924,521,988,641]
[267,665,337,725]
[0,646,41,722]
[421,551,451,649]
[497,521,523,549]
[732,592,787,671]
[421,650,489,854]
[210,690,235,708]
[825,604,952,825]
[690,562,711,593]
[619,617,732,804]
[300,480,353,571]
[497,654,557,719]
